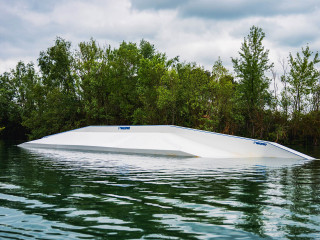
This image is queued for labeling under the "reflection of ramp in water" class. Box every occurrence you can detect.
[19,125,314,160]
[20,147,311,172]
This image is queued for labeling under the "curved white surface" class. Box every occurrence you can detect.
[19,125,314,160]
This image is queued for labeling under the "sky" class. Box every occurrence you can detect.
[1,0,320,76]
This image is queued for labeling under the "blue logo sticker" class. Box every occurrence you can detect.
[118,126,130,130]
[254,141,267,146]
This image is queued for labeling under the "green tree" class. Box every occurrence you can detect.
[75,39,112,125]
[176,63,211,128]
[0,72,17,136]
[139,39,156,60]
[203,58,241,134]
[312,83,320,112]
[286,45,320,114]
[278,58,290,118]
[135,50,167,124]
[232,26,273,137]
[109,41,141,124]
[24,37,80,139]
[38,37,77,94]
[1,36,320,146]
[11,62,38,118]
[157,68,181,125]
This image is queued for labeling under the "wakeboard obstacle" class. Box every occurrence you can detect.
[19,125,314,160]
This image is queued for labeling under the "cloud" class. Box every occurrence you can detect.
[131,0,320,19]
[0,0,320,75]
[131,0,185,10]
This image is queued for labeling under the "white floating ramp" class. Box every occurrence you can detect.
[19,125,314,160]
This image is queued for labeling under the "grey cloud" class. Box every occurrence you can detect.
[180,1,278,19]
[271,28,319,48]
[0,11,31,58]
[0,0,66,60]
[180,0,317,19]
[27,0,59,12]
[130,0,185,10]
[4,0,60,13]
[131,0,320,20]
[279,36,316,48]
[1,0,320,73]
[0,0,161,62]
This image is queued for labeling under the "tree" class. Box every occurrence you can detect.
[139,39,155,60]
[75,39,112,124]
[11,62,38,117]
[286,45,320,114]
[157,68,180,125]
[176,63,211,128]
[1,36,319,146]
[203,58,241,134]
[135,49,167,124]
[232,26,273,137]
[0,72,17,136]
[38,37,76,93]
[312,83,320,112]
[109,41,141,124]
[279,57,290,118]
[24,37,80,139]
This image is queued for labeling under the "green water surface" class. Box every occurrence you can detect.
[0,141,319,239]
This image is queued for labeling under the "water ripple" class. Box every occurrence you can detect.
[0,146,320,239]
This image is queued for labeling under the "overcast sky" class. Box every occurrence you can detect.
[1,0,320,74]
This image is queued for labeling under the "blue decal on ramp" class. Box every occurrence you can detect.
[118,127,130,130]
[254,141,267,146]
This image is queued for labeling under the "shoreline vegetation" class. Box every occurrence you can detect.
[0,26,319,146]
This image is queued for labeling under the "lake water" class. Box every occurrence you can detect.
[0,141,320,239]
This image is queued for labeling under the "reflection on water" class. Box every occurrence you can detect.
[0,143,320,239]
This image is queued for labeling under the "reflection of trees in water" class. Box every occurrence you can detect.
[1,144,320,239]
[279,162,320,239]
[233,173,268,237]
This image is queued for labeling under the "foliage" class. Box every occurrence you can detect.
[75,39,112,124]
[286,45,320,114]
[232,26,274,138]
[0,72,17,137]
[0,28,319,147]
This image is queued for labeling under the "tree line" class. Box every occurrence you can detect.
[0,26,319,146]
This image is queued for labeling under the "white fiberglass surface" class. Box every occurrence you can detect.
[30,132,236,158]
[24,126,313,159]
